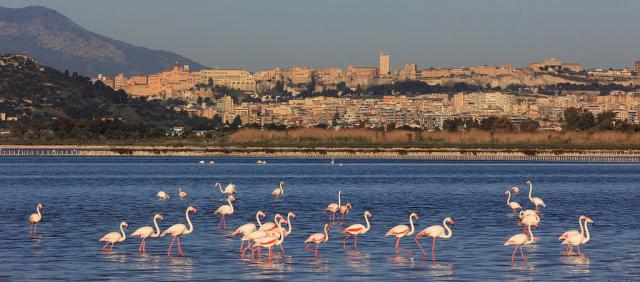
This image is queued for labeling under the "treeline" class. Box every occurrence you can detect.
[563,107,640,131]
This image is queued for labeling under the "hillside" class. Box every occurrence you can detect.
[0,6,205,76]
[0,54,201,138]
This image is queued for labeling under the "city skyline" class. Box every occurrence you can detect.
[2,0,640,71]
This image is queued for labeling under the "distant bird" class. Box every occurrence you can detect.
[511,186,520,195]
[342,210,372,251]
[526,180,546,213]
[252,216,286,261]
[156,191,170,200]
[414,217,454,261]
[504,191,522,214]
[213,197,234,231]
[504,225,534,262]
[130,213,164,253]
[325,191,342,222]
[385,212,420,256]
[305,223,330,256]
[561,216,594,256]
[178,188,187,199]
[339,203,353,222]
[161,206,197,257]
[28,203,44,238]
[272,181,285,201]
[215,182,237,195]
[100,221,128,251]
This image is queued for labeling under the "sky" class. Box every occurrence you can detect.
[2,0,639,71]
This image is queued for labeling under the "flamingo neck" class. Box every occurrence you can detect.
[228,198,234,213]
[280,182,284,194]
[153,215,161,237]
[256,212,263,227]
[338,191,342,207]
[216,183,223,193]
[276,219,285,244]
[442,219,453,239]
[323,225,329,242]
[185,209,194,235]
[36,205,41,218]
[407,214,416,236]
[578,217,585,238]
[526,225,534,244]
[285,214,293,235]
[119,223,127,241]
[583,221,591,243]
[506,191,512,205]
[528,182,534,201]
[364,213,371,232]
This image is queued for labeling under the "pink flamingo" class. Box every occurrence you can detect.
[339,203,353,222]
[253,216,287,261]
[160,206,197,257]
[305,223,330,256]
[561,216,594,256]
[28,203,44,238]
[385,212,419,256]
[130,213,164,253]
[324,191,341,222]
[342,210,372,252]
[414,217,454,261]
[213,197,234,231]
[504,225,534,262]
[232,211,265,257]
[526,180,546,213]
[99,221,128,251]
[272,181,285,201]
[243,214,284,258]
[505,191,522,214]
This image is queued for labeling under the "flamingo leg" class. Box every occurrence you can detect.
[342,235,351,249]
[280,244,286,255]
[577,245,582,256]
[177,237,184,257]
[519,246,526,260]
[102,242,110,251]
[568,245,573,255]
[341,213,345,222]
[331,212,335,222]
[305,244,310,251]
[139,240,143,252]
[222,217,227,231]
[511,245,518,262]
[315,243,319,256]
[414,238,428,258]
[354,235,358,252]
[431,237,436,261]
[33,224,38,238]
[110,242,114,251]
[269,247,273,261]
[394,237,400,255]
[168,236,175,256]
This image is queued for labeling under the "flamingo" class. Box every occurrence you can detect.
[275,212,296,254]
[562,217,594,256]
[253,216,286,261]
[272,181,285,201]
[511,186,520,195]
[99,221,128,251]
[160,206,197,257]
[228,195,236,203]
[232,211,266,257]
[339,203,353,222]
[305,223,330,256]
[504,225,534,262]
[414,217,454,261]
[130,213,164,253]
[178,188,187,199]
[559,215,589,241]
[28,203,44,238]
[505,191,522,214]
[324,191,341,222]
[156,191,170,200]
[385,212,420,256]
[213,197,234,231]
[243,214,284,257]
[215,182,237,195]
[342,210,372,252]
[526,180,546,213]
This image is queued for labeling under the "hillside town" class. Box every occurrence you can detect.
[87,53,640,131]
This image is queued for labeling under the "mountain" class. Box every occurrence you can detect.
[0,54,204,139]
[0,6,205,76]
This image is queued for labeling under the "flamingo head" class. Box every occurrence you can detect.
[228,195,236,202]
[214,182,221,188]
[288,212,296,218]
[447,217,455,225]
[258,211,266,218]
[37,203,44,209]
[525,180,532,185]
[365,211,372,218]
[518,211,525,219]
[156,214,165,221]
[410,212,419,221]
[280,181,285,186]
[346,203,352,209]
[585,217,594,224]
[121,222,129,228]
[188,206,197,214]
[511,186,520,194]
[504,191,509,196]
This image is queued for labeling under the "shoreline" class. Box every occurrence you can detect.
[1,145,639,162]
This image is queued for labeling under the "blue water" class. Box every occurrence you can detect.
[0,157,639,281]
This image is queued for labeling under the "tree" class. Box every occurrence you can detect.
[596,110,616,130]
[229,115,242,130]
[520,119,540,132]
[211,114,222,129]
[332,112,340,127]
[563,107,595,131]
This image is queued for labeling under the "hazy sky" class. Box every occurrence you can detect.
[2,0,639,71]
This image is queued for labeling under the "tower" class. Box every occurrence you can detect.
[379,52,390,76]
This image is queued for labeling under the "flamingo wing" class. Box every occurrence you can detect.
[100,231,122,243]
[343,224,365,234]
[305,233,325,244]
[504,233,527,246]
[385,225,409,237]
[131,226,153,238]
[325,203,339,212]
[559,229,579,240]
[161,223,186,237]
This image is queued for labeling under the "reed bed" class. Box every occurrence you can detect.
[228,129,640,149]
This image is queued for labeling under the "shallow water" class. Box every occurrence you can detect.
[0,157,639,280]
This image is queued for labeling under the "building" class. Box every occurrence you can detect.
[283,66,313,85]
[198,69,256,91]
[399,64,417,81]
[528,58,582,72]
[587,68,634,78]
[216,96,234,113]
[379,52,390,76]
[636,60,640,77]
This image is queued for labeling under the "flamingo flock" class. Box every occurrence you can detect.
[26,178,595,263]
